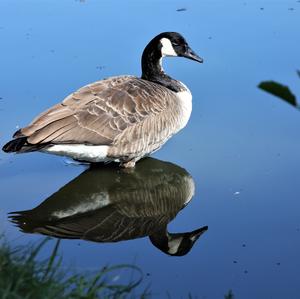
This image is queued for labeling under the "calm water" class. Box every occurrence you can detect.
[1,0,300,298]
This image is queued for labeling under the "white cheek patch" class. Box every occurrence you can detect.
[168,237,183,254]
[160,38,177,57]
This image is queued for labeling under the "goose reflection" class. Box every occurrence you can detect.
[10,158,208,256]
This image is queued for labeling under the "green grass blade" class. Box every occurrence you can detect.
[42,239,61,281]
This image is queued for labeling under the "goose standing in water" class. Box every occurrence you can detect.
[3,32,203,168]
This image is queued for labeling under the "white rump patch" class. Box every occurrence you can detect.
[44,144,109,162]
[160,38,177,57]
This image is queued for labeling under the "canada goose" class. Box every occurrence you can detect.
[10,158,208,256]
[3,32,203,168]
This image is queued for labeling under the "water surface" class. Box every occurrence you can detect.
[1,1,300,298]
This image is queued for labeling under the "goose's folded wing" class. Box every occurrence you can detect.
[14,76,172,145]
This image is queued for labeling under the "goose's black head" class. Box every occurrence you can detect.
[158,32,203,62]
[141,32,203,90]
[149,225,208,257]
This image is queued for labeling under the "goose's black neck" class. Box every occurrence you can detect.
[141,43,182,92]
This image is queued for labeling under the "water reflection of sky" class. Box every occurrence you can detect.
[1,1,300,298]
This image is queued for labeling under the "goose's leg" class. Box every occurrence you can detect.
[120,160,136,168]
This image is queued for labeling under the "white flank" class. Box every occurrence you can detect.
[44,144,109,162]
[160,38,177,57]
[52,192,110,219]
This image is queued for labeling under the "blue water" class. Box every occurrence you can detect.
[1,0,300,298]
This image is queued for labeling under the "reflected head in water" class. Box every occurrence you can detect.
[10,158,208,257]
[149,227,208,256]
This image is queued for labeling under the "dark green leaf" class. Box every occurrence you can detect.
[258,81,297,107]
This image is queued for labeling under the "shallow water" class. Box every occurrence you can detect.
[1,0,300,298]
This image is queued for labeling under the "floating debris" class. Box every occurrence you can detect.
[96,65,106,70]
[176,8,187,12]
[112,275,120,282]
[234,191,240,195]
[224,290,234,299]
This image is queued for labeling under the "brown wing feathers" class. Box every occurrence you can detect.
[4,77,173,152]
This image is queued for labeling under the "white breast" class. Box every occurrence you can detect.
[184,176,195,205]
[176,85,192,130]
[44,144,109,162]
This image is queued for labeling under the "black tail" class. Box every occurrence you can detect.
[2,137,27,153]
